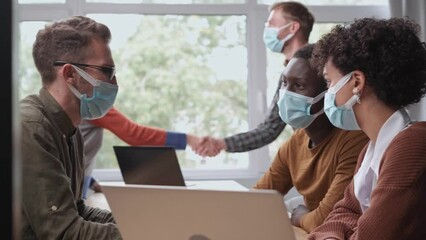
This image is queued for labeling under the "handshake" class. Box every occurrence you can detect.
[187,135,227,157]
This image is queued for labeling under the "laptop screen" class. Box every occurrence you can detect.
[113,146,186,186]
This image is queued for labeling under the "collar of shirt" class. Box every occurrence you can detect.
[354,108,412,212]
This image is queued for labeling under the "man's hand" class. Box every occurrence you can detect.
[194,136,226,157]
[290,204,309,228]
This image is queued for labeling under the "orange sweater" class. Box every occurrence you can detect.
[88,107,186,148]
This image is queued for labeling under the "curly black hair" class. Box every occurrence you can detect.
[311,17,426,109]
[293,43,314,60]
[292,43,327,91]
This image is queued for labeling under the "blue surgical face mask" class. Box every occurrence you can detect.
[263,22,294,53]
[68,65,118,120]
[278,89,326,129]
[324,71,361,130]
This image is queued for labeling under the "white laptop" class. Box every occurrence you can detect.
[102,183,296,240]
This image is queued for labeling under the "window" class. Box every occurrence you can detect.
[19,0,65,3]
[87,0,245,3]
[17,1,389,181]
[89,13,250,173]
[259,0,388,5]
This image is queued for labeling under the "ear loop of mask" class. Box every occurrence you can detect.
[67,65,102,99]
[278,22,293,31]
[328,72,354,94]
[308,91,326,104]
[72,65,101,86]
[282,89,326,117]
[309,91,326,117]
[328,71,359,110]
[279,22,294,43]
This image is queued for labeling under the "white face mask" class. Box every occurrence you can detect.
[278,89,325,129]
[263,22,294,53]
[68,65,118,120]
[324,71,361,130]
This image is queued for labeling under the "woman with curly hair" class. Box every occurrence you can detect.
[307,17,426,239]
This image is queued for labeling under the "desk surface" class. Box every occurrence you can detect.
[86,180,249,209]
[86,181,308,240]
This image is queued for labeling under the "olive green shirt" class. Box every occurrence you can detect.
[20,88,122,239]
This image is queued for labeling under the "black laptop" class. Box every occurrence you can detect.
[113,146,186,187]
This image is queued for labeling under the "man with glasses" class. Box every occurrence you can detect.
[195,1,315,157]
[20,16,123,239]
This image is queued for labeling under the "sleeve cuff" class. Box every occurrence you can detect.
[165,131,187,150]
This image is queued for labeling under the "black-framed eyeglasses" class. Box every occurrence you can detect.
[54,60,116,81]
